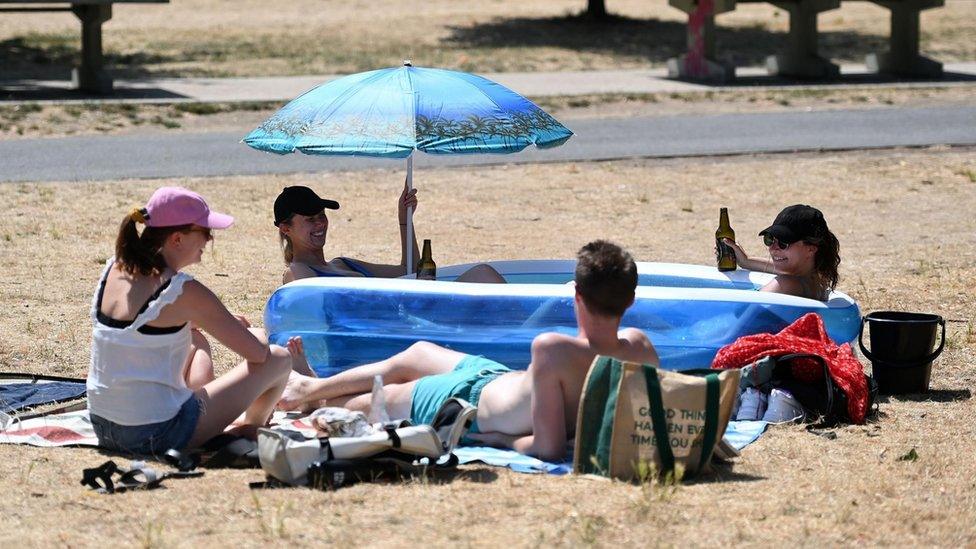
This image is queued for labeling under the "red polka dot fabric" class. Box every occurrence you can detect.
[712,312,869,424]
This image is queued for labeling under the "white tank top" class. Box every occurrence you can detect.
[86,259,194,425]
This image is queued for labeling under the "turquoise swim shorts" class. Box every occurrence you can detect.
[410,354,511,433]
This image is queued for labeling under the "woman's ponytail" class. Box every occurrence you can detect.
[279,232,294,265]
[114,209,179,276]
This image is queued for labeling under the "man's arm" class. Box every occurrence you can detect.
[477,393,565,461]
[465,334,574,461]
[467,431,571,463]
[465,431,533,454]
[523,335,573,461]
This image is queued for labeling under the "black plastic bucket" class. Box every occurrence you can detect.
[859,311,945,395]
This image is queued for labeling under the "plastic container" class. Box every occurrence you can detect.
[367,374,390,424]
[859,311,945,395]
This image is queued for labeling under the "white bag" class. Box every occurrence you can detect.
[258,397,476,486]
[257,429,323,485]
[329,425,443,460]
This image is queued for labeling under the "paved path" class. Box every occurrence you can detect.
[2,105,975,183]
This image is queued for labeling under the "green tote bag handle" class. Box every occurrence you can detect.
[641,366,721,476]
[576,356,617,475]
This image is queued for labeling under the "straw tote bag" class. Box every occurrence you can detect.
[574,357,739,481]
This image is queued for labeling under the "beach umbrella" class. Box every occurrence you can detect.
[242,62,573,273]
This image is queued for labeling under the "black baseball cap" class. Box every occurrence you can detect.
[273,186,339,226]
[758,204,827,244]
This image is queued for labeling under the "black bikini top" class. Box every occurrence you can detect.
[95,276,186,335]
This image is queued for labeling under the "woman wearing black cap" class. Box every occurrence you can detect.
[274,183,504,283]
[272,183,502,382]
[274,183,419,282]
[720,204,840,301]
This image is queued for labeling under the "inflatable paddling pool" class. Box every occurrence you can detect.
[265,261,860,376]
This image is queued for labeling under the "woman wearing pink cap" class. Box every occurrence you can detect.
[86,186,293,456]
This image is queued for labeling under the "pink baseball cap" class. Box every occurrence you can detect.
[144,187,234,229]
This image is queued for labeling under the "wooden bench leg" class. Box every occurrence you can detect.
[767,0,841,79]
[865,0,943,77]
[71,4,113,93]
[667,0,737,82]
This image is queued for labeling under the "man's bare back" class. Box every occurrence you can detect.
[469,326,658,460]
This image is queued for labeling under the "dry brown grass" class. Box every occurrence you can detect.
[0,0,972,78]
[1,147,975,545]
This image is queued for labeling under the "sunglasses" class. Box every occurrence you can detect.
[763,234,795,250]
[186,226,213,241]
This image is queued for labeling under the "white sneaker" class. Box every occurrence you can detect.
[762,388,805,423]
[735,387,768,421]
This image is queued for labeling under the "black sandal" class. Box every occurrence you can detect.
[81,460,202,494]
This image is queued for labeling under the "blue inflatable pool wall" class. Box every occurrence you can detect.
[265,261,861,377]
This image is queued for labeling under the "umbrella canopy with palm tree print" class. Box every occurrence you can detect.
[243,62,573,273]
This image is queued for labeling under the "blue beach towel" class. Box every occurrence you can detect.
[455,447,573,475]
[0,378,87,414]
[454,420,768,475]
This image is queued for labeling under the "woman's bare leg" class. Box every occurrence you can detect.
[183,329,215,390]
[456,263,506,284]
[340,381,417,420]
[278,341,466,410]
[186,344,292,447]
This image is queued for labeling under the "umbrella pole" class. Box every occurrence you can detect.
[406,154,414,275]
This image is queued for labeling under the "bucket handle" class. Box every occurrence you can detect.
[858,316,946,369]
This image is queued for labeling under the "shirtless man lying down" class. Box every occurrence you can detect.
[279,240,659,461]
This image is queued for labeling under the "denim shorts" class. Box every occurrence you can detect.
[91,395,201,456]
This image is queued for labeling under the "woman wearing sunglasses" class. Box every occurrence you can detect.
[720,204,840,301]
[87,187,293,457]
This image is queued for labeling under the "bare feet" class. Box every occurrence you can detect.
[286,336,317,377]
[277,371,319,412]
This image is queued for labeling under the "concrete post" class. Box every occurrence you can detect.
[667,0,737,82]
[766,0,841,79]
[71,4,113,93]
[865,0,944,77]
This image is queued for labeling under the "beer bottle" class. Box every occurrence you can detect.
[416,239,437,280]
[715,207,737,272]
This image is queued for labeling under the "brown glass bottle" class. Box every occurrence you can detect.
[715,207,737,272]
[416,239,437,280]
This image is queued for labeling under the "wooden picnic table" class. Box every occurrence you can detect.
[666,0,945,81]
[0,0,168,93]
